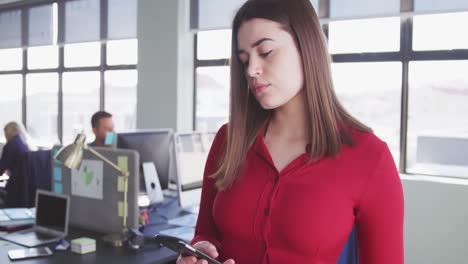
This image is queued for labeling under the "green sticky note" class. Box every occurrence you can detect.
[118,201,127,217]
[117,176,125,192]
[71,237,95,246]
[117,156,128,172]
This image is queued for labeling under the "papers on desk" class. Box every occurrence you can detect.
[167,214,197,227]
[0,208,35,228]
[55,239,70,251]
[0,239,9,247]
[0,173,9,181]
[160,213,197,242]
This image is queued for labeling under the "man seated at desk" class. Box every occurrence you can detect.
[89,111,115,148]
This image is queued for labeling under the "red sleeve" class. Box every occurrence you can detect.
[191,124,227,251]
[355,143,404,264]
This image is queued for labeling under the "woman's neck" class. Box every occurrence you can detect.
[268,90,309,141]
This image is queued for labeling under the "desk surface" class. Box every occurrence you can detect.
[0,197,187,264]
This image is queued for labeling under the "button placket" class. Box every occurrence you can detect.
[262,174,280,249]
[255,180,273,242]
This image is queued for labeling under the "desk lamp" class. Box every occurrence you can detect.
[54,133,129,247]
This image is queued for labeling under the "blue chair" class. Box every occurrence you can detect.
[337,226,358,264]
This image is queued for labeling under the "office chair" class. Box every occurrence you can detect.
[4,150,52,207]
[337,226,358,264]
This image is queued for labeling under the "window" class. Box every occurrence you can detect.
[0,0,137,146]
[107,0,137,40]
[62,71,100,144]
[197,29,232,60]
[195,66,230,131]
[107,39,138,65]
[28,45,59,69]
[195,29,232,131]
[64,0,100,43]
[0,9,21,49]
[194,8,468,179]
[406,61,468,178]
[0,48,22,71]
[332,62,402,165]
[26,73,59,146]
[104,70,137,131]
[413,12,468,51]
[328,17,400,54]
[28,4,56,46]
[0,75,22,141]
[64,42,101,68]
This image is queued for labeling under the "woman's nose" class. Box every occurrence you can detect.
[246,58,262,77]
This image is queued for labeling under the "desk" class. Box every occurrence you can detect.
[0,197,189,264]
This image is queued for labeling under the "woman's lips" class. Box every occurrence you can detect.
[253,84,270,95]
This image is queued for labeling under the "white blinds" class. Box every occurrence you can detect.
[64,0,100,43]
[198,0,245,30]
[196,0,319,30]
[0,9,21,48]
[415,0,468,14]
[29,4,54,46]
[108,0,137,40]
[330,0,400,19]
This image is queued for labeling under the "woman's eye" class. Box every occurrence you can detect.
[260,50,272,58]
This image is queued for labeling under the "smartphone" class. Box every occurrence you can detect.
[153,234,222,264]
[8,247,53,260]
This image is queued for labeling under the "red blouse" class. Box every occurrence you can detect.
[192,124,404,264]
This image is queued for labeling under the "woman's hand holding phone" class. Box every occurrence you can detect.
[176,241,235,264]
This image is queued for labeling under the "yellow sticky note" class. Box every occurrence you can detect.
[117,176,125,192]
[118,201,127,217]
[118,156,128,172]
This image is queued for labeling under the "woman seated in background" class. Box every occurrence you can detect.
[0,122,33,176]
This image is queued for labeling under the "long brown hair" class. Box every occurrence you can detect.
[211,0,371,190]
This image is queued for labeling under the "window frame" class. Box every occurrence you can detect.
[0,0,137,144]
[192,0,468,179]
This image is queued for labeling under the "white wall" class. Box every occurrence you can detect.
[402,176,468,264]
[137,0,193,131]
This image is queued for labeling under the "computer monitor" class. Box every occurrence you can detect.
[117,129,175,190]
[174,131,216,211]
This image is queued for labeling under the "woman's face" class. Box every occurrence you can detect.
[237,18,304,109]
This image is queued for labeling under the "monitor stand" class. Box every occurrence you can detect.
[142,162,164,204]
[162,188,178,198]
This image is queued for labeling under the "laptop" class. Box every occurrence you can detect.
[0,190,70,247]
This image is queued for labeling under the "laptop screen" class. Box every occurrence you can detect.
[36,192,67,233]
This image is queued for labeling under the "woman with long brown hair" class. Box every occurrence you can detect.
[178,0,404,263]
